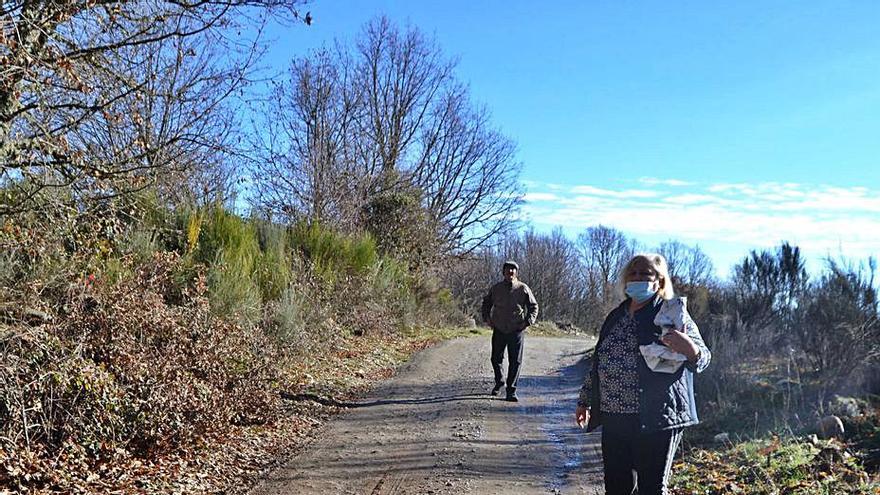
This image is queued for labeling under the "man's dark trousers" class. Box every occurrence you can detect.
[491,329,525,393]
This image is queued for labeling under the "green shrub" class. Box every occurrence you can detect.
[266,280,335,351]
[186,207,263,321]
[361,183,440,271]
[369,258,410,301]
[287,221,378,282]
[253,220,292,302]
[0,206,82,306]
[208,251,262,323]
[254,247,292,303]
[193,207,260,268]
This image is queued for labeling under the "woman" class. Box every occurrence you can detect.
[575,253,710,495]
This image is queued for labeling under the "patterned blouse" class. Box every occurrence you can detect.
[581,311,641,414]
[577,302,710,412]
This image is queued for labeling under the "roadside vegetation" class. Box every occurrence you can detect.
[0,199,468,492]
[2,2,878,494]
[452,228,880,493]
[1,5,514,491]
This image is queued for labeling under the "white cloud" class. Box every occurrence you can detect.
[570,185,660,198]
[639,177,694,187]
[521,179,880,274]
[522,192,560,202]
[661,194,717,205]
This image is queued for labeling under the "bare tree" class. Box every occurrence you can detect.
[1,1,306,215]
[576,225,634,305]
[444,249,499,320]
[516,228,578,323]
[411,86,521,254]
[355,16,453,177]
[251,45,364,226]
[357,18,521,254]
[657,240,688,284]
[657,240,715,288]
[71,24,252,209]
[251,16,522,257]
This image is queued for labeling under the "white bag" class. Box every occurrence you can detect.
[639,297,688,373]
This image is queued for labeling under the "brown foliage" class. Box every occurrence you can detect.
[0,252,283,491]
[1,1,307,216]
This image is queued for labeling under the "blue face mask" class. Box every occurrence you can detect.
[625,281,657,303]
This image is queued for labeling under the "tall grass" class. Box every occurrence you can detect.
[267,279,333,350]
[176,211,432,340]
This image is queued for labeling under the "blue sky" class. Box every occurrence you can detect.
[260,1,880,278]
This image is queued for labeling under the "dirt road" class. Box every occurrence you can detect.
[251,336,604,494]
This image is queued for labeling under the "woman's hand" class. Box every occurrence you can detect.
[661,328,700,362]
[575,405,590,429]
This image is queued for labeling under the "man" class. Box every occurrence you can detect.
[481,260,539,402]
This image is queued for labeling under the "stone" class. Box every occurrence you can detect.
[830,395,864,418]
[817,415,845,439]
[713,432,730,443]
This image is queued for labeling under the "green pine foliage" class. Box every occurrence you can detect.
[287,220,379,282]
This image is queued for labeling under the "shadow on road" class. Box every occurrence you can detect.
[281,391,489,408]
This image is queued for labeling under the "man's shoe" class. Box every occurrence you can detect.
[491,383,504,395]
[505,391,519,402]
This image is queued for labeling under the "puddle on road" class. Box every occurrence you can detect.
[539,408,587,491]
[532,352,603,493]
[539,402,604,494]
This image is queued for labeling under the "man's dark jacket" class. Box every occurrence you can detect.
[481,279,539,333]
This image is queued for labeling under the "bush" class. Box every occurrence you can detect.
[1,201,469,491]
[184,207,264,323]
[794,260,880,394]
[288,221,378,282]
[361,182,440,271]
[265,275,335,352]
[0,252,283,491]
[253,220,293,302]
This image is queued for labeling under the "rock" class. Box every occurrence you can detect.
[465,317,476,328]
[817,415,845,439]
[830,395,865,418]
[713,432,730,443]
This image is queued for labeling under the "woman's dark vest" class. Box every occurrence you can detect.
[585,297,699,433]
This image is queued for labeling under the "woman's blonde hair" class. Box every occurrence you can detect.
[619,253,675,300]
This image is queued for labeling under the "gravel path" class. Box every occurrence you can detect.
[250,335,604,494]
